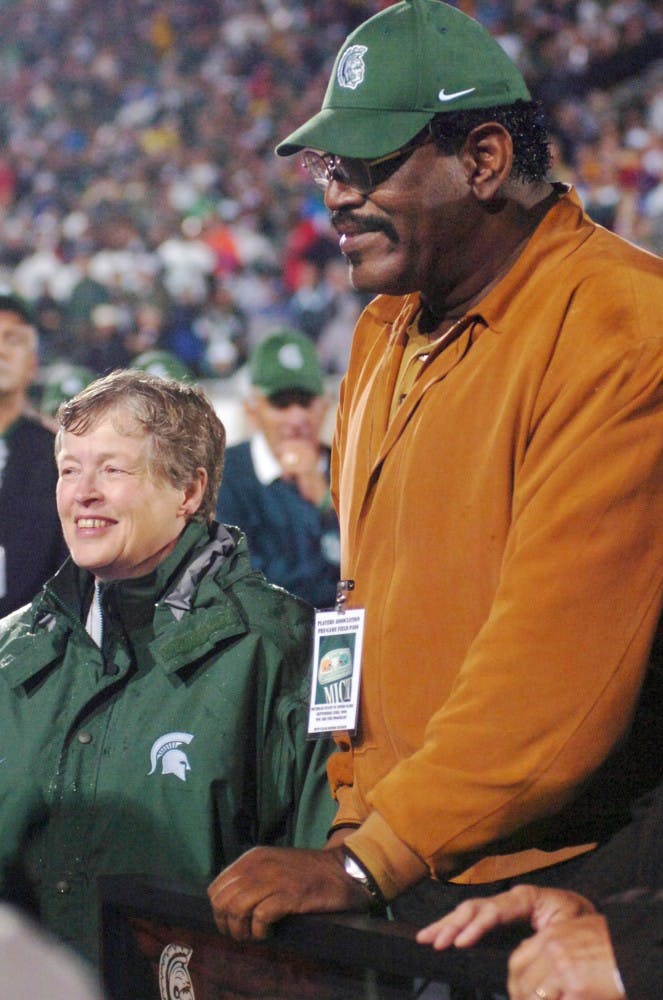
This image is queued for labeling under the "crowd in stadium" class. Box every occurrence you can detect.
[0,0,661,384]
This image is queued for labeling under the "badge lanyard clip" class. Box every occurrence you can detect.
[335,579,355,613]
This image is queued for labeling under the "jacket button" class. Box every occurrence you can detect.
[77,731,93,745]
[55,880,70,894]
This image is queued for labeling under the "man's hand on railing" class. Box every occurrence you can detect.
[207,846,371,941]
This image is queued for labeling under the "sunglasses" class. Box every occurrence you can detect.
[301,129,432,195]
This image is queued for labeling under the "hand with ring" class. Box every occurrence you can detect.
[508,913,624,999]
[417,885,625,999]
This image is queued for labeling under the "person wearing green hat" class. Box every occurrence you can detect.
[0,292,68,616]
[130,349,192,382]
[208,0,663,955]
[216,328,340,608]
[40,362,96,422]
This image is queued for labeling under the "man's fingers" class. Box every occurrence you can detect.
[210,887,278,941]
[208,872,273,938]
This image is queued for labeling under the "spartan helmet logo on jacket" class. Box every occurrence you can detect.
[148,732,194,782]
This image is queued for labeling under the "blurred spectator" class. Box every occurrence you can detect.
[299,256,367,375]
[32,288,67,364]
[130,348,192,382]
[192,276,249,378]
[287,256,336,345]
[216,328,340,608]
[156,220,217,305]
[40,360,96,425]
[65,253,111,344]
[162,288,209,377]
[74,302,130,375]
[123,301,166,362]
[0,292,67,616]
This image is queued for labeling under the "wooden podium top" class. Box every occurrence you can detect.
[100,874,514,1000]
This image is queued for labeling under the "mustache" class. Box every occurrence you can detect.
[330,210,399,245]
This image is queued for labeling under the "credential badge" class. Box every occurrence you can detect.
[337,45,368,90]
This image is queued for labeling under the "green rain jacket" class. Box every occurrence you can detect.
[0,521,334,964]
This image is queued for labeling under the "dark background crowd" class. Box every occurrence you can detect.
[0,0,661,389]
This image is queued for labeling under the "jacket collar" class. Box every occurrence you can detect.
[0,521,251,687]
[361,186,591,478]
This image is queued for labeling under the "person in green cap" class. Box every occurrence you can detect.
[40,362,96,424]
[208,0,663,951]
[130,348,192,382]
[216,328,340,608]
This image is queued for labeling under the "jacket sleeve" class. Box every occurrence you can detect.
[257,605,336,850]
[282,652,337,849]
[291,731,337,849]
[602,892,663,1000]
[262,679,336,850]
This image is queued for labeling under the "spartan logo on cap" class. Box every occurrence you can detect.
[148,732,194,782]
[337,44,367,90]
[278,342,305,371]
[159,943,196,1000]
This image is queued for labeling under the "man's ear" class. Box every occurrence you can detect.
[460,123,514,202]
[181,467,207,518]
[243,394,258,428]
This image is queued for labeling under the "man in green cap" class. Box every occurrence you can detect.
[208,0,663,943]
[216,329,340,608]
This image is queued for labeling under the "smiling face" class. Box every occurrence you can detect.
[56,411,201,581]
[325,138,482,313]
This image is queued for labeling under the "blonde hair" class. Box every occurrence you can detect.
[55,369,226,523]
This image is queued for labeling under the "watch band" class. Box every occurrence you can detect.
[342,849,386,912]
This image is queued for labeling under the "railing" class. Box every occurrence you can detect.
[100,875,513,1000]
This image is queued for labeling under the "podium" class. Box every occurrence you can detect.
[100,875,512,999]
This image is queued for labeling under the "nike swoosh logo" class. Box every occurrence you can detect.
[438,87,476,102]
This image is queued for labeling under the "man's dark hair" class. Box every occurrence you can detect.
[430,100,552,183]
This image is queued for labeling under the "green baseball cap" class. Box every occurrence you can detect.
[130,350,191,382]
[276,0,530,159]
[250,330,324,398]
[0,291,34,326]
[41,363,96,416]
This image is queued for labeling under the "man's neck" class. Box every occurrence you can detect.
[0,394,27,435]
[421,182,560,329]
